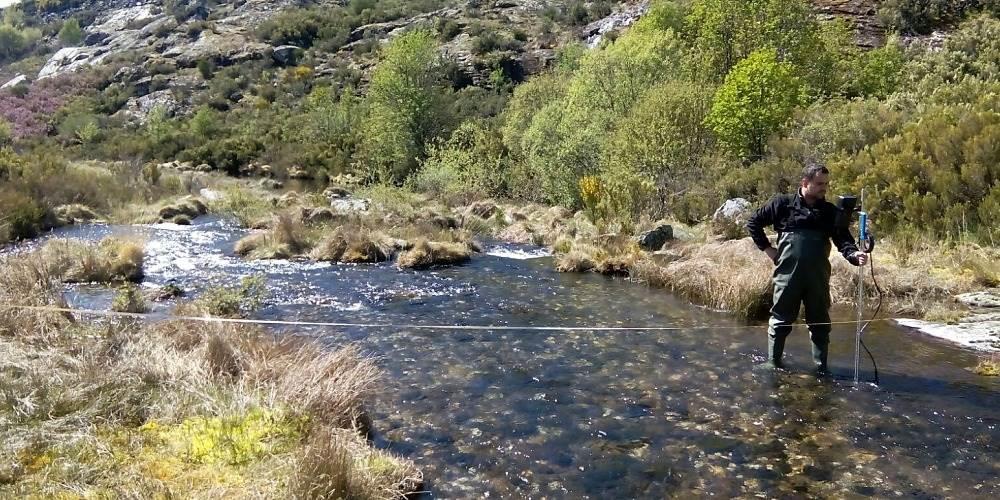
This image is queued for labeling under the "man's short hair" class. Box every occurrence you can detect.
[802,162,829,181]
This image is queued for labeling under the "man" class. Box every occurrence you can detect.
[745,163,868,373]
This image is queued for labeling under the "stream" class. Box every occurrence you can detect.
[9,216,999,498]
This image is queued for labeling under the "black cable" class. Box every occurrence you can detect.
[856,239,882,385]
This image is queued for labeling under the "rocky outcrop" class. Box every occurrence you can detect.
[896,289,1000,353]
[812,0,885,48]
[583,0,651,48]
[0,74,26,89]
[117,89,182,124]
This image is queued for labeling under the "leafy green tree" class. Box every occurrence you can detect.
[686,0,835,92]
[603,80,715,190]
[357,30,451,184]
[59,18,83,46]
[0,24,42,63]
[706,49,806,160]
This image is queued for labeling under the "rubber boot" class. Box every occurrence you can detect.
[811,334,830,375]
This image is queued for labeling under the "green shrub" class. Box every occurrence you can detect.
[0,189,46,243]
[603,80,714,195]
[878,0,999,34]
[411,120,511,202]
[112,283,149,313]
[197,275,267,318]
[58,18,83,46]
[0,24,42,64]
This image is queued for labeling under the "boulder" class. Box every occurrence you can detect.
[636,225,674,251]
[287,165,313,179]
[118,90,181,125]
[712,198,753,240]
[148,282,185,302]
[1,74,27,90]
[956,291,1000,309]
[84,32,111,46]
[331,198,371,213]
[301,207,344,225]
[272,45,302,66]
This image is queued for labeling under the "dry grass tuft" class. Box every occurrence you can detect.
[37,237,145,283]
[657,239,774,319]
[0,253,73,342]
[396,239,473,270]
[1,266,416,498]
[290,427,422,500]
[234,213,313,260]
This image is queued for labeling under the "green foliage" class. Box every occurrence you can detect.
[0,188,46,243]
[832,102,1000,238]
[706,49,806,160]
[198,275,267,318]
[197,58,215,79]
[356,29,452,184]
[0,24,42,64]
[411,120,511,201]
[879,0,1000,34]
[58,18,83,46]
[111,283,148,314]
[686,0,841,94]
[142,408,305,466]
[603,80,714,192]
[0,119,11,147]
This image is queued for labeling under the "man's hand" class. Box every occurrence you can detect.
[764,247,778,264]
[852,251,869,266]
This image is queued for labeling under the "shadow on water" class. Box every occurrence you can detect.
[8,219,998,498]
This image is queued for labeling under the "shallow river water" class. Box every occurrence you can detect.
[16,217,1000,498]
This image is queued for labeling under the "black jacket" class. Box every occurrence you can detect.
[745,190,860,264]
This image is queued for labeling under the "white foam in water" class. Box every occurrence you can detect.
[487,246,552,260]
[895,318,1000,353]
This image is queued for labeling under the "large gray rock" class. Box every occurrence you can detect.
[1,74,26,89]
[636,225,674,251]
[712,198,753,240]
[84,32,110,46]
[118,90,181,124]
[713,198,752,223]
[956,291,1000,309]
[271,45,301,66]
[331,198,371,213]
[583,0,651,48]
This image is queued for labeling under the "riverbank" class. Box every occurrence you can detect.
[0,238,422,497]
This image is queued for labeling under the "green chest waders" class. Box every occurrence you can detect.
[767,230,832,370]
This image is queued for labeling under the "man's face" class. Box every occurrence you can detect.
[801,172,829,200]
